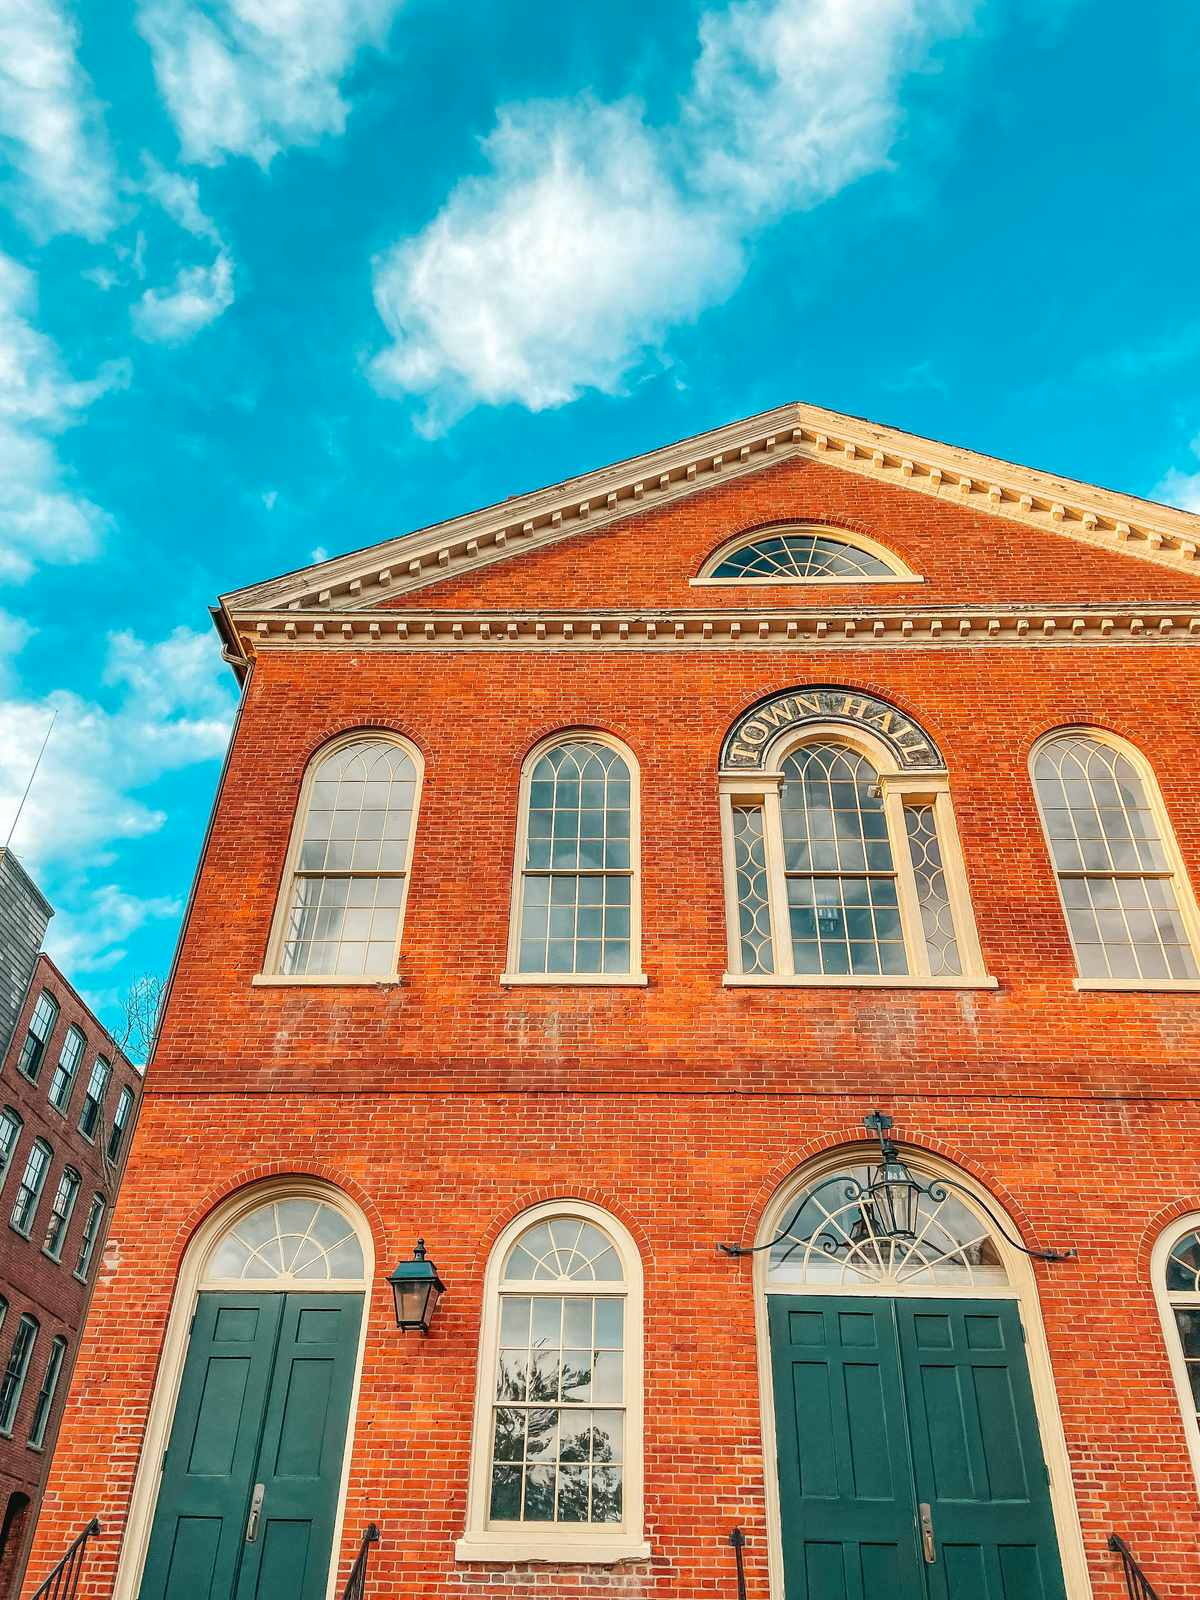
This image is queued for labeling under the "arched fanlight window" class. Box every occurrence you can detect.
[697,525,914,584]
[266,732,423,980]
[203,1195,366,1286]
[721,726,989,986]
[1153,1219,1200,1491]
[1031,730,1200,986]
[459,1204,646,1562]
[505,735,642,984]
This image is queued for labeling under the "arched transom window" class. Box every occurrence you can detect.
[461,1205,645,1561]
[765,1161,1009,1290]
[698,526,913,583]
[269,733,422,980]
[722,727,988,986]
[203,1196,366,1286]
[507,736,641,982]
[1032,731,1199,985]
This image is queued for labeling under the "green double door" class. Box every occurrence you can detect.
[769,1296,1067,1600]
[140,1291,363,1600]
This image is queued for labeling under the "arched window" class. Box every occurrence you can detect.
[1153,1218,1200,1491]
[696,525,915,584]
[0,1111,21,1183]
[203,1194,366,1285]
[459,1203,646,1563]
[17,992,58,1083]
[0,1316,37,1436]
[266,732,423,981]
[721,726,989,986]
[505,735,643,984]
[10,1141,51,1237]
[1031,730,1200,987]
[48,1027,84,1112]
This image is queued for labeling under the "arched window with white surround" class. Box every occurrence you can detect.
[1031,730,1200,987]
[265,731,423,981]
[720,693,989,987]
[458,1202,646,1563]
[505,734,642,984]
[695,524,917,584]
[1153,1219,1200,1491]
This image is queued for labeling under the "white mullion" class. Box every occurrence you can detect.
[761,786,794,976]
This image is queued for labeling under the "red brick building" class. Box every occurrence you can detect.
[26,403,1200,1599]
[0,950,139,1595]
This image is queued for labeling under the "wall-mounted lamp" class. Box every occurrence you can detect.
[388,1239,446,1334]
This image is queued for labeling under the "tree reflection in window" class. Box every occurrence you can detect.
[489,1217,627,1525]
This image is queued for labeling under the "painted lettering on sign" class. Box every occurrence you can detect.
[720,687,944,772]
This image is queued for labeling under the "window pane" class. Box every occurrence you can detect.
[732,804,774,975]
[904,804,962,977]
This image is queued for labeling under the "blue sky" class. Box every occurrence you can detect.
[0,0,1196,1031]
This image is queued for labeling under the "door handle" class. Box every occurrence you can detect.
[245,1483,265,1543]
[919,1502,936,1565]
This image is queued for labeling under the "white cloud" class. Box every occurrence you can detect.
[0,625,234,869]
[1157,470,1200,514]
[371,0,973,427]
[370,99,741,429]
[0,0,117,238]
[46,884,181,976]
[137,0,402,166]
[132,251,235,344]
[142,156,223,245]
[0,252,127,579]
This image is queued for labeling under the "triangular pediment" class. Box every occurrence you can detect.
[219,401,1200,632]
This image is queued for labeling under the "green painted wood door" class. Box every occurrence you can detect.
[770,1296,1067,1600]
[897,1300,1067,1600]
[140,1291,363,1600]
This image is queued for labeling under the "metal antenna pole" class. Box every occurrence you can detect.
[6,709,56,849]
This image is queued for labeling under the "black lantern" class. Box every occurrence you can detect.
[389,1239,445,1334]
[861,1110,922,1240]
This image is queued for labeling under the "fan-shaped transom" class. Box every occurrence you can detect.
[1166,1230,1200,1293]
[708,530,901,581]
[204,1197,366,1285]
[766,1163,1009,1290]
[502,1218,624,1283]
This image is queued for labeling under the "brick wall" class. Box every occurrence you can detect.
[26,462,1200,1598]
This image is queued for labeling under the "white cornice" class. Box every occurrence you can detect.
[236,604,1200,656]
[219,403,1200,628]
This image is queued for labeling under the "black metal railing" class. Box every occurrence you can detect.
[29,1518,101,1600]
[728,1527,747,1600]
[340,1523,380,1600]
[1108,1534,1161,1600]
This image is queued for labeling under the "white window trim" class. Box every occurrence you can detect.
[719,722,991,988]
[751,1145,1092,1600]
[503,731,645,986]
[1152,1215,1200,1497]
[1030,726,1200,992]
[111,1179,374,1600]
[259,729,425,984]
[691,522,921,585]
[457,1199,648,1565]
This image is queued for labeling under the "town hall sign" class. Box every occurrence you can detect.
[720,686,945,772]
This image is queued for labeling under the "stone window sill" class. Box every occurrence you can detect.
[1073,978,1200,993]
[454,1534,651,1564]
[251,974,402,988]
[723,973,998,990]
[499,972,649,988]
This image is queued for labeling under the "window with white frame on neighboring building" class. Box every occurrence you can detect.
[43,1168,79,1260]
[459,1204,646,1562]
[266,733,423,979]
[506,735,642,983]
[106,1086,134,1163]
[720,724,989,986]
[10,1141,50,1236]
[48,1026,85,1112]
[16,993,58,1083]
[28,1335,67,1450]
[1032,730,1200,986]
[0,1110,21,1181]
[78,1057,111,1141]
[74,1195,104,1281]
[0,1315,37,1436]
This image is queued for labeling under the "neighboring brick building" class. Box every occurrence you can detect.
[25,401,1200,1600]
[0,943,141,1593]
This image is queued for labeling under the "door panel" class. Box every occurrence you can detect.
[769,1297,926,1600]
[234,1293,363,1600]
[895,1300,1067,1600]
[140,1294,284,1600]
